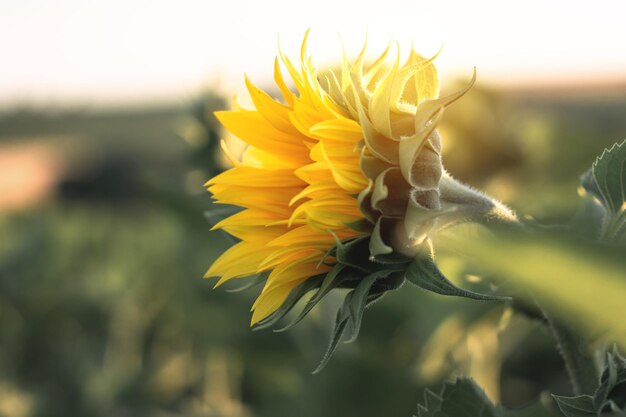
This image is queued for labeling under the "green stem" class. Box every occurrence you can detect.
[439,175,600,394]
[438,173,520,230]
[543,309,599,395]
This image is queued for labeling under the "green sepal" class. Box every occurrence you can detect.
[312,288,387,374]
[252,274,324,331]
[369,250,413,266]
[357,181,379,223]
[345,218,375,233]
[273,264,362,332]
[334,234,409,273]
[313,291,353,374]
[203,205,242,224]
[316,236,339,268]
[370,270,406,293]
[225,272,267,293]
[254,232,507,372]
[370,217,393,256]
[204,204,242,245]
[406,246,510,301]
[345,269,395,343]
[334,236,376,273]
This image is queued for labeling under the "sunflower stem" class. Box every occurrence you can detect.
[438,173,520,230]
[438,175,601,395]
[543,308,599,395]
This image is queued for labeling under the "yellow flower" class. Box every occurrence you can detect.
[205,31,474,325]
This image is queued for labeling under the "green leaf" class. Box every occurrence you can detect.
[416,389,442,417]
[552,395,595,417]
[588,140,626,214]
[593,347,626,414]
[579,139,626,241]
[570,193,608,240]
[416,378,558,417]
[416,378,497,417]
[438,378,497,417]
[498,402,558,417]
[406,246,509,301]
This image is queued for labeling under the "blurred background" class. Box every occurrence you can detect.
[2,1,626,416]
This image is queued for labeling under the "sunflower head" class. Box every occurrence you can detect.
[205,31,506,370]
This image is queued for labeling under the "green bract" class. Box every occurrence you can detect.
[248,233,509,372]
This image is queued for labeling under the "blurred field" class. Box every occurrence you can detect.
[1,83,625,417]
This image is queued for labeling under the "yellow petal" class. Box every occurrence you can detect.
[209,184,299,216]
[241,147,302,169]
[245,74,303,136]
[211,209,281,230]
[206,241,274,284]
[369,44,400,138]
[215,110,309,157]
[274,57,295,107]
[401,46,441,104]
[308,118,362,142]
[250,281,297,325]
[207,166,305,188]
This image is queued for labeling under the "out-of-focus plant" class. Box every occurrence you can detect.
[416,307,515,401]
[178,92,227,180]
[204,30,626,417]
[438,82,524,186]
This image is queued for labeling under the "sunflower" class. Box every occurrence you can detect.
[205,31,512,335]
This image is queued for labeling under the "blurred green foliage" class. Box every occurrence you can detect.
[0,84,625,417]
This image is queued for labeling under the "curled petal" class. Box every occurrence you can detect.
[399,113,444,188]
[357,102,399,164]
[369,44,401,138]
[371,167,412,217]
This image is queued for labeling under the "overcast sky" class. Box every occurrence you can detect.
[2,0,626,106]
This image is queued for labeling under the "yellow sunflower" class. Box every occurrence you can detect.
[205,31,480,326]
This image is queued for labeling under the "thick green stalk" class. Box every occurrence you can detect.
[544,310,599,395]
[438,173,519,229]
[435,177,599,395]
